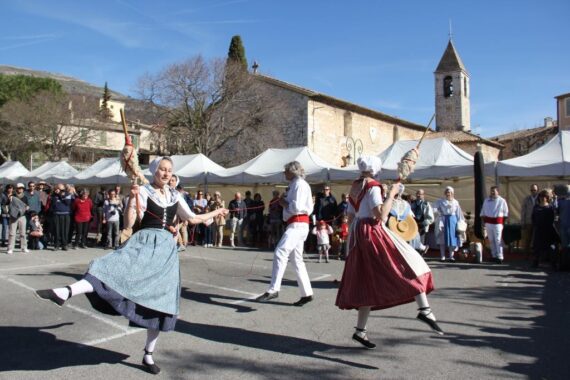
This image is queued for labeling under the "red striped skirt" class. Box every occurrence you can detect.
[335,218,434,311]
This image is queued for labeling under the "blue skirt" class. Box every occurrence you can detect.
[442,214,459,248]
[84,228,180,332]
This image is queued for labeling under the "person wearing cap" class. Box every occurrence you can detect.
[35,156,229,375]
[335,155,443,350]
[7,183,29,254]
[480,186,509,264]
[257,161,315,306]
[435,186,465,262]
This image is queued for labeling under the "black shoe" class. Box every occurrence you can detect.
[256,292,278,302]
[34,286,71,307]
[62,246,68,251]
[417,311,444,335]
[352,332,376,349]
[142,350,161,375]
[293,295,313,307]
[495,258,503,264]
[448,257,456,262]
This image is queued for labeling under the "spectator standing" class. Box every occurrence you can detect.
[520,184,539,254]
[268,190,284,249]
[1,186,10,247]
[51,183,73,251]
[312,220,334,263]
[103,189,122,249]
[336,193,349,221]
[531,190,559,268]
[93,187,107,245]
[192,190,208,246]
[316,185,338,223]
[25,181,42,226]
[72,189,93,248]
[7,183,29,254]
[203,192,215,247]
[557,185,570,249]
[480,186,509,264]
[435,186,465,262]
[411,189,434,247]
[228,192,247,247]
[212,192,226,247]
[250,193,265,246]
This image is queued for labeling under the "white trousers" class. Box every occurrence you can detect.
[486,223,504,260]
[268,223,313,297]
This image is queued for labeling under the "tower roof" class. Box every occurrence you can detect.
[435,40,467,74]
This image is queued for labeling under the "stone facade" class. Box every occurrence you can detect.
[252,75,428,167]
[556,93,570,131]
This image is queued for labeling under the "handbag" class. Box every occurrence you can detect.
[456,220,468,233]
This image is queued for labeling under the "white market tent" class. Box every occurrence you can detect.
[20,161,78,183]
[72,157,131,185]
[208,147,332,184]
[329,137,491,181]
[0,161,30,184]
[142,154,226,183]
[497,131,570,177]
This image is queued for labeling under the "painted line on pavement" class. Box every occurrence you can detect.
[182,279,259,296]
[0,261,86,273]
[81,327,144,346]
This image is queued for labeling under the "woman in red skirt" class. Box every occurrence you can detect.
[335,155,443,349]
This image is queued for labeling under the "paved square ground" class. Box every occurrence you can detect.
[0,245,568,379]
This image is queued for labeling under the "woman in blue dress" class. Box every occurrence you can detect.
[435,186,465,262]
[35,157,228,374]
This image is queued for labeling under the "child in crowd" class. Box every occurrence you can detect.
[28,212,44,250]
[312,220,334,263]
[337,215,349,260]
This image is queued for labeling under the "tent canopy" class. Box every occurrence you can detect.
[329,137,488,181]
[497,131,570,177]
[22,161,78,183]
[208,147,331,184]
[0,161,30,184]
[72,157,131,185]
[142,154,226,183]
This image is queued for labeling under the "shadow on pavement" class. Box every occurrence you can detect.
[432,269,570,379]
[180,287,257,313]
[176,320,378,370]
[1,323,129,372]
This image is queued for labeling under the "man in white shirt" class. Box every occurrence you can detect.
[481,186,509,264]
[257,161,314,306]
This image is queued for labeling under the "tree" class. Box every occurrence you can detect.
[136,55,285,164]
[99,81,113,120]
[0,91,98,161]
[0,74,62,107]
[227,35,248,72]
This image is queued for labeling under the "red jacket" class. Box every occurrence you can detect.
[73,198,93,223]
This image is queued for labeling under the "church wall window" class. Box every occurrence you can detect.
[444,76,453,98]
[343,111,353,137]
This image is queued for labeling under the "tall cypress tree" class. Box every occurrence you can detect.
[100,82,112,120]
[227,35,248,71]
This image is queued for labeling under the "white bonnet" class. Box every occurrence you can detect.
[357,155,382,176]
[445,186,454,194]
[149,156,174,175]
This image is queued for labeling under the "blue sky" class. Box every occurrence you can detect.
[1,0,569,137]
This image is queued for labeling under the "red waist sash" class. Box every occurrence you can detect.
[483,216,505,224]
[287,214,309,225]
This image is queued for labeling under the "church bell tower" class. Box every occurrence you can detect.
[434,39,471,132]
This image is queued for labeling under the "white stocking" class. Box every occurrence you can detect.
[144,329,160,365]
[53,279,93,301]
[356,306,371,331]
[415,293,437,321]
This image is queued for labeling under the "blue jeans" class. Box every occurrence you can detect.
[1,216,9,243]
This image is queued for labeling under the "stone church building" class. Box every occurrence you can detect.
[240,38,502,168]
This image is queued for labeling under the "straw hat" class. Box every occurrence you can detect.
[387,214,418,242]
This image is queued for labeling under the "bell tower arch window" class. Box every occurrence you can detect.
[444,76,453,98]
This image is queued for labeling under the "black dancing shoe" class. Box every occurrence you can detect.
[34,286,71,307]
[417,310,444,335]
[352,329,376,349]
[256,292,278,302]
[142,350,161,375]
[292,295,313,307]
